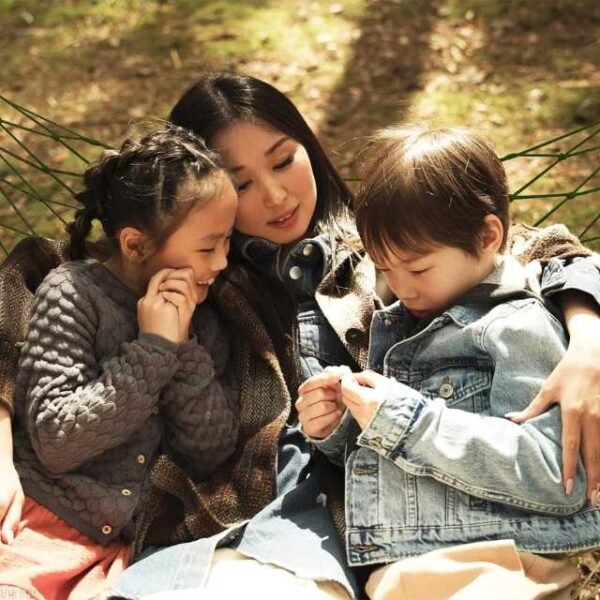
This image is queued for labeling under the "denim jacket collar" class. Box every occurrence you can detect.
[232,231,333,299]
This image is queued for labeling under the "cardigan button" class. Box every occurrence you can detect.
[345,328,366,346]
[101,525,113,535]
[121,489,132,497]
[137,454,146,464]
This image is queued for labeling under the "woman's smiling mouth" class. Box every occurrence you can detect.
[268,206,299,229]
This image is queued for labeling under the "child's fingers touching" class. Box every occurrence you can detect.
[296,387,339,412]
[298,369,344,395]
[145,268,176,297]
[301,409,344,439]
[159,278,196,308]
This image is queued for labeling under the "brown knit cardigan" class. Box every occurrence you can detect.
[0,225,591,555]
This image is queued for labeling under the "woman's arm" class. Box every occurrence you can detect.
[507,291,600,503]
[0,405,24,544]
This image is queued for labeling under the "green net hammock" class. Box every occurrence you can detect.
[0,94,598,256]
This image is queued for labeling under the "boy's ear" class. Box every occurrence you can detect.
[118,227,152,264]
[479,215,504,254]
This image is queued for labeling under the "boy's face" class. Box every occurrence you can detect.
[372,244,493,318]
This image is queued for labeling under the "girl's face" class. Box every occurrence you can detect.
[142,172,238,304]
[212,121,318,246]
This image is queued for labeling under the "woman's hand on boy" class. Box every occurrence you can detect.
[296,367,349,439]
[0,462,24,545]
[506,298,600,503]
[340,370,388,431]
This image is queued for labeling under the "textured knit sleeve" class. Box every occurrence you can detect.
[16,267,180,474]
[160,305,239,481]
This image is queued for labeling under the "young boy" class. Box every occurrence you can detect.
[297,125,600,599]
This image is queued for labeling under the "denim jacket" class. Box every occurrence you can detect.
[235,232,380,378]
[315,257,600,565]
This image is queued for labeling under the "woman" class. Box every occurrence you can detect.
[1,73,599,598]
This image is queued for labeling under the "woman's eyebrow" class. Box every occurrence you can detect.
[265,136,290,156]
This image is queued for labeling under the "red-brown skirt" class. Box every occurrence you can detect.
[0,497,130,600]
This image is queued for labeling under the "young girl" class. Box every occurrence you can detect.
[0,124,239,600]
[298,124,600,599]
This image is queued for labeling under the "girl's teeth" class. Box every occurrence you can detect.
[197,278,215,286]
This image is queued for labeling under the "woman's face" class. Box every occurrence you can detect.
[212,121,318,246]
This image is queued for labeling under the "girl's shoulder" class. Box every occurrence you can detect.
[37,259,121,304]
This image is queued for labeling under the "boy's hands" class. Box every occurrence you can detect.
[340,370,389,431]
[0,461,24,545]
[296,366,350,439]
[297,367,392,437]
[138,268,196,345]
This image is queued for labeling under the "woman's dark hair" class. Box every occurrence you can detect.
[170,73,357,399]
[169,72,355,243]
[355,124,510,263]
[66,123,223,260]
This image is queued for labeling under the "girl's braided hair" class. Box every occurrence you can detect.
[67,123,223,259]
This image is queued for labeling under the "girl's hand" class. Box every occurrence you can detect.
[157,267,197,344]
[0,462,24,545]
[296,366,350,439]
[506,297,600,503]
[137,268,181,344]
[340,370,389,431]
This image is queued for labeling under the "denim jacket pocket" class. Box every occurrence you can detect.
[415,359,493,412]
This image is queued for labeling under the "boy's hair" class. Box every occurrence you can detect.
[355,124,510,262]
[67,123,223,260]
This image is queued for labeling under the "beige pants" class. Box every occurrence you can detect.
[142,541,578,600]
[365,540,579,600]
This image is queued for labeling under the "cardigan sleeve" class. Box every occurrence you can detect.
[160,305,239,481]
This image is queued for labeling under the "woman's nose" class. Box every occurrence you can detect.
[261,176,287,208]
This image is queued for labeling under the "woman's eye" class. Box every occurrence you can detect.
[411,268,430,276]
[235,180,251,193]
[198,248,216,254]
[274,155,293,170]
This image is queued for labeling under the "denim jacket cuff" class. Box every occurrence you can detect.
[541,256,600,308]
[357,380,425,459]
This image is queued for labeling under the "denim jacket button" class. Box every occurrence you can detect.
[345,328,366,345]
[439,382,454,399]
[302,243,315,257]
[289,265,302,280]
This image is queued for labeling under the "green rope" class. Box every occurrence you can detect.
[0,97,597,256]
